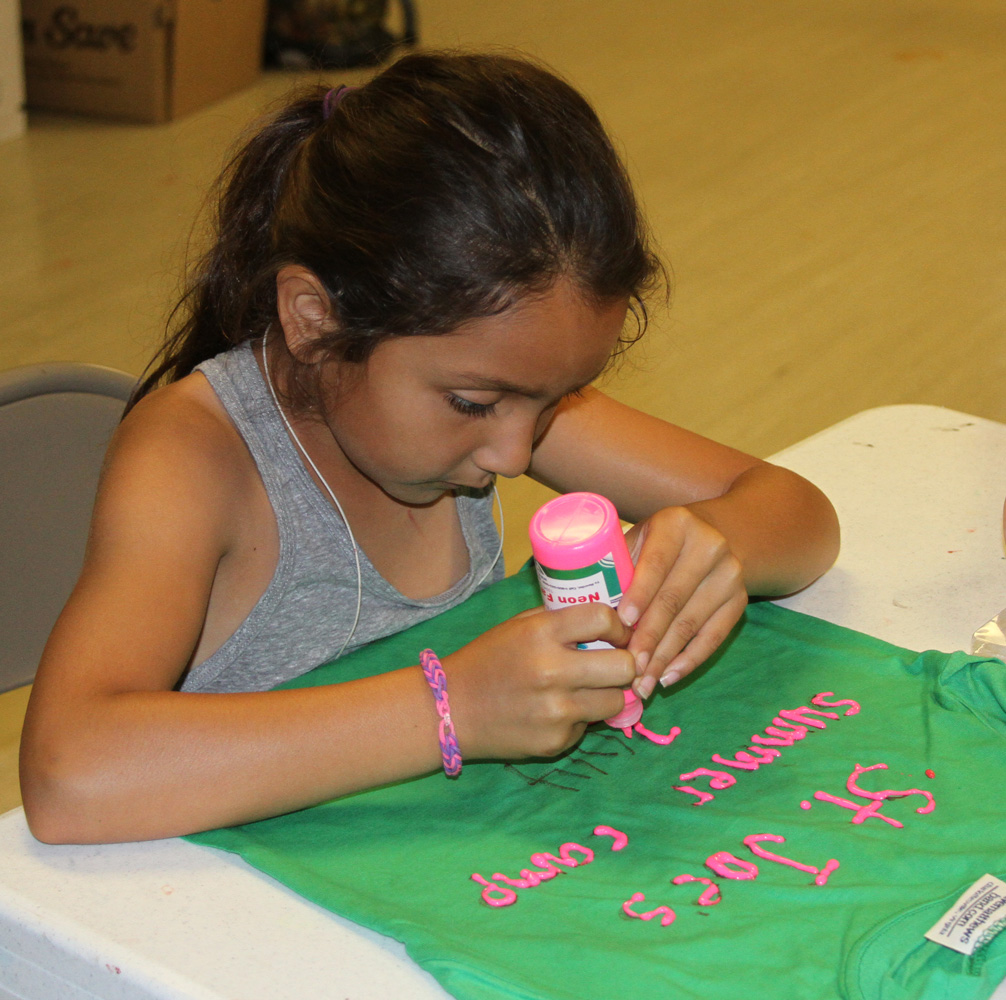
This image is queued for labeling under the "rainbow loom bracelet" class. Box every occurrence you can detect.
[419,648,462,777]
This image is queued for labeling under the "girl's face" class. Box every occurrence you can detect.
[320,279,629,505]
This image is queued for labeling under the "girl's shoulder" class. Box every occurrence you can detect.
[125,371,246,461]
[103,371,261,544]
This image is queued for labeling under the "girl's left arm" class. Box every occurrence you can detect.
[528,388,840,697]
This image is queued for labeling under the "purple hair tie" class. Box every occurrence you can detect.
[322,85,356,120]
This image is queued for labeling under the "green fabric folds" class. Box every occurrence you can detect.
[188,565,1006,1000]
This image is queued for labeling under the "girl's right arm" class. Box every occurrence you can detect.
[20,389,633,843]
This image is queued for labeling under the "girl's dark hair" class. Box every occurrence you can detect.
[133,50,663,409]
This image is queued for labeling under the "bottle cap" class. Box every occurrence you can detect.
[529,493,634,592]
[604,688,643,729]
[529,492,622,570]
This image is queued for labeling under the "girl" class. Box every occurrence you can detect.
[20,52,839,844]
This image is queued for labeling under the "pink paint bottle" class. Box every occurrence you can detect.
[529,492,642,729]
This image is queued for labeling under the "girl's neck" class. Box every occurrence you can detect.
[255,337,470,599]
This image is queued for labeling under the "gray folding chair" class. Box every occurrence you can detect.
[0,362,136,692]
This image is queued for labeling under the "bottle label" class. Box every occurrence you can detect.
[534,555,623,651]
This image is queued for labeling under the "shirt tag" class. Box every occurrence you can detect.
[924,875,1006,955]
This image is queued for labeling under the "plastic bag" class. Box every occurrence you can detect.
[972,609,1006,661]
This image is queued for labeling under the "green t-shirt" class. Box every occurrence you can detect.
[189,565,1006,1000]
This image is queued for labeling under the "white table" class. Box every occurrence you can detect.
[2,404,1005,1000]
[772,404,1006,653]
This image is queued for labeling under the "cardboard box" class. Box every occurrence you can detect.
[21,1,267,123]
[0,0,26,140]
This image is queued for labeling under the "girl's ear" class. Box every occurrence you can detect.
[275,265,337,363]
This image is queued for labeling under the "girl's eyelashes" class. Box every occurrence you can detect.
[446,386,583,419]
[446,393,497,418]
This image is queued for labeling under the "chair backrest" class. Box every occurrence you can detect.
[0,362,136,693]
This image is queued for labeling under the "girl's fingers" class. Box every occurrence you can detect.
[516,604,636,691]
[649,591,747,689]
[573,647,638,692]
[512,605,547,621]
[578,685,634,724]
[547,601,635,652]
[618,517,681,629]
[628,537,736,667]
[629,559,745,698]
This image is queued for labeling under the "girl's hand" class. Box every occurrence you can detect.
[444,604,636,760]
[620,506,748,699]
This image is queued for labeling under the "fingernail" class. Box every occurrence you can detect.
[634,651,649,677]
[636,675,655,700]
[620,605,639,627]
[659,669,680,689]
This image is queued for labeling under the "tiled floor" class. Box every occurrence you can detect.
[2,0,1003,811]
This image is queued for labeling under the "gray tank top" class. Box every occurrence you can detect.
[181,340,504,694]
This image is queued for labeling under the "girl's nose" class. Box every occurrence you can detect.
[473,421,535,479]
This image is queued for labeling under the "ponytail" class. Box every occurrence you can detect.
[130,88,328,407]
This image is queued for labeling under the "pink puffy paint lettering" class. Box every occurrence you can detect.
[673,784,715,806]
[673,691,859,805]
[705,852,759,880]
[811,692,860,716]
[743,834,839,886]
[622,892,676,926]
[470,874,518,908]
[628,722,681,745]
[672,874,722,905]
[679,767,737,790]
[808,762,936,828]
[775,706,840,729]
[472,841,594,906]
[845,763,934,813]
[593,825,629,850]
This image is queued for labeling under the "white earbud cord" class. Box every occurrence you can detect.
[260,329,504,662]
[262,329,363,660]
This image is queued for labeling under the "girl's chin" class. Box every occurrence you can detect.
[383,481,454,505]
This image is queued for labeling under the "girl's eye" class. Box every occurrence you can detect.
[446,393,497,418]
